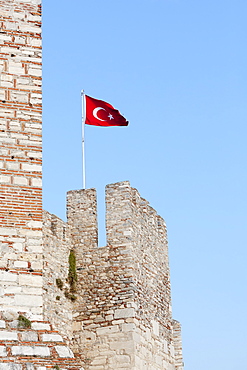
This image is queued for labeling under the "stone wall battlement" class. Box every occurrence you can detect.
[41,182,183,369]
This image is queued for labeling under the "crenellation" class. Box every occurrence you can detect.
[67,188,98,252]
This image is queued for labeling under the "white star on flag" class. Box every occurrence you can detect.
[108,114,114,120]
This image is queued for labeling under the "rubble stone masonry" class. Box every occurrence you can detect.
[63,182,184,370]
[42,183,184,369]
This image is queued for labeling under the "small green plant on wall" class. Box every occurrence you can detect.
[18,315,31,328]
[65,249,78,301]
[68,249,77,292]
[56,278,63,290]
[64,289,77,302]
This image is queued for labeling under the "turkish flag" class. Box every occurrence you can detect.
[85,95,129,127]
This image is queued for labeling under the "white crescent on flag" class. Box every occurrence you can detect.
[93,107,107,122]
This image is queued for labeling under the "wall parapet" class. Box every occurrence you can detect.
[63,181,183,369]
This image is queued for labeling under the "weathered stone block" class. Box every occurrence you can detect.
[9,320,19,329]
[114,308,135,319]
[0,228,17,237]
[80,330,96,343]
[55,345,74,358]
[0,271,17,282]
[108,355,131,364]
[20,332,38,342]
[122,323,136,332]
[18,275,42,287]
[96,325,120,336]
[15,294,42,307]
[42,333,63,342]
[31,322,51,331]
[25,364,35,370]
[0,346,7,357]
[109,340,134,351]
[2,311,19,321]
[14,261,29,269]
[91,357,107,366]
[12,346,50,357]
[151,320,159,336]
[0,331,18,341]
[13,176,29,186]
[0,364,22,370]
[27,221,43,229]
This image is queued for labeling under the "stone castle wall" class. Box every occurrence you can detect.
[68,181,182,370]
[41,182,184,369]
[42,181,182,369]
[0,1,183,368]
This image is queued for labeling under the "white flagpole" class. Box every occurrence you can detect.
[81,90,86,189]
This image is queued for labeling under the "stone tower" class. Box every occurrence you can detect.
[0,0,43,318]
[0,0,183,369]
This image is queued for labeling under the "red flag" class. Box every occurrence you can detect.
[85,95,128,127]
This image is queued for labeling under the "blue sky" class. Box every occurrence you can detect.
[42,1,247,368]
